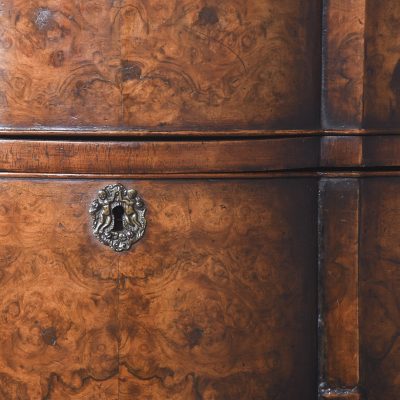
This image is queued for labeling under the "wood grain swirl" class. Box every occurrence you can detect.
[0,181,119,399]
[322,0,365,128]
[0,178,318,399]
[116,179,318,399]
[0,0,321,130]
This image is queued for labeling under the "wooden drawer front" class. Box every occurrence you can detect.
[0,178,317,399]
[0,0,320,131]
[360,178,400,399]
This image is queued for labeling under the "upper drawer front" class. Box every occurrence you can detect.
[0,178,318,399]
[0,0,321,132]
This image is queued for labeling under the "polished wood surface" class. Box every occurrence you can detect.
[319,179,360,398]
[2,135,400,175]
[322,0,365,128]
[0,137,321,174]
[0,0,320,131]
[0,178,318,399]
[322,0,400,131]
[360,178,400,399]
[320,136,363,167]
[5,0,400,135]
[364,0,400,127]
[2,0,400,398]
[319,177,400,399]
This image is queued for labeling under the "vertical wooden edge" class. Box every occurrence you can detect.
[320,136,363,167]
[319,179,360,397]
[322,0,366,129]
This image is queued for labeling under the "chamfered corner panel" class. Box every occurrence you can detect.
[0,178,318,399]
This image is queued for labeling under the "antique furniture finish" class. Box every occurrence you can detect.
[0,0,399,399]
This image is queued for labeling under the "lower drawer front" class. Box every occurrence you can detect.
[0,179,317,399]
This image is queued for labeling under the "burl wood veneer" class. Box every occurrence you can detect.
[322,0,365,128]
[0,179,318,399]
[2,0,400,397]
[0,0,320,130]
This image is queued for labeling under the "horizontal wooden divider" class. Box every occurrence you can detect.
[0,138,321,174]
[1,135,400,175]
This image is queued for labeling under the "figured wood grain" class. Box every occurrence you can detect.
[116,178,318,399]
[319,179,360,391]
[0,178,319,399]
[2,135,400,176]
[360,178,400,399]
[0,138,321,174]
[0,0,321,131]
[364,0,400,127]
[322,0,366,128]
[0,0,123,127]
[0,180,119,399]
[0,128,323,138]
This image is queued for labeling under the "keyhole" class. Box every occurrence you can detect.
[112,206,124,232]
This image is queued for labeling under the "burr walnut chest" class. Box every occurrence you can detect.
[0,1,399,399]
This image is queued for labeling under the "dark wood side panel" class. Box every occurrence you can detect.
[0,0,321,131]
[319,179,360,397]
[364,0,400,127]
[360,178,400,399]
[363,135,400,167]
[320,135,400,169]
[322,0,366,128]
[0,178,318,399]
[323,0,400,129]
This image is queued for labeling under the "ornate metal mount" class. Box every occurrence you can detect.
[89,184,147,252]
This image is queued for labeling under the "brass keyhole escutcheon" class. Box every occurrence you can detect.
[89,184,147,252]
